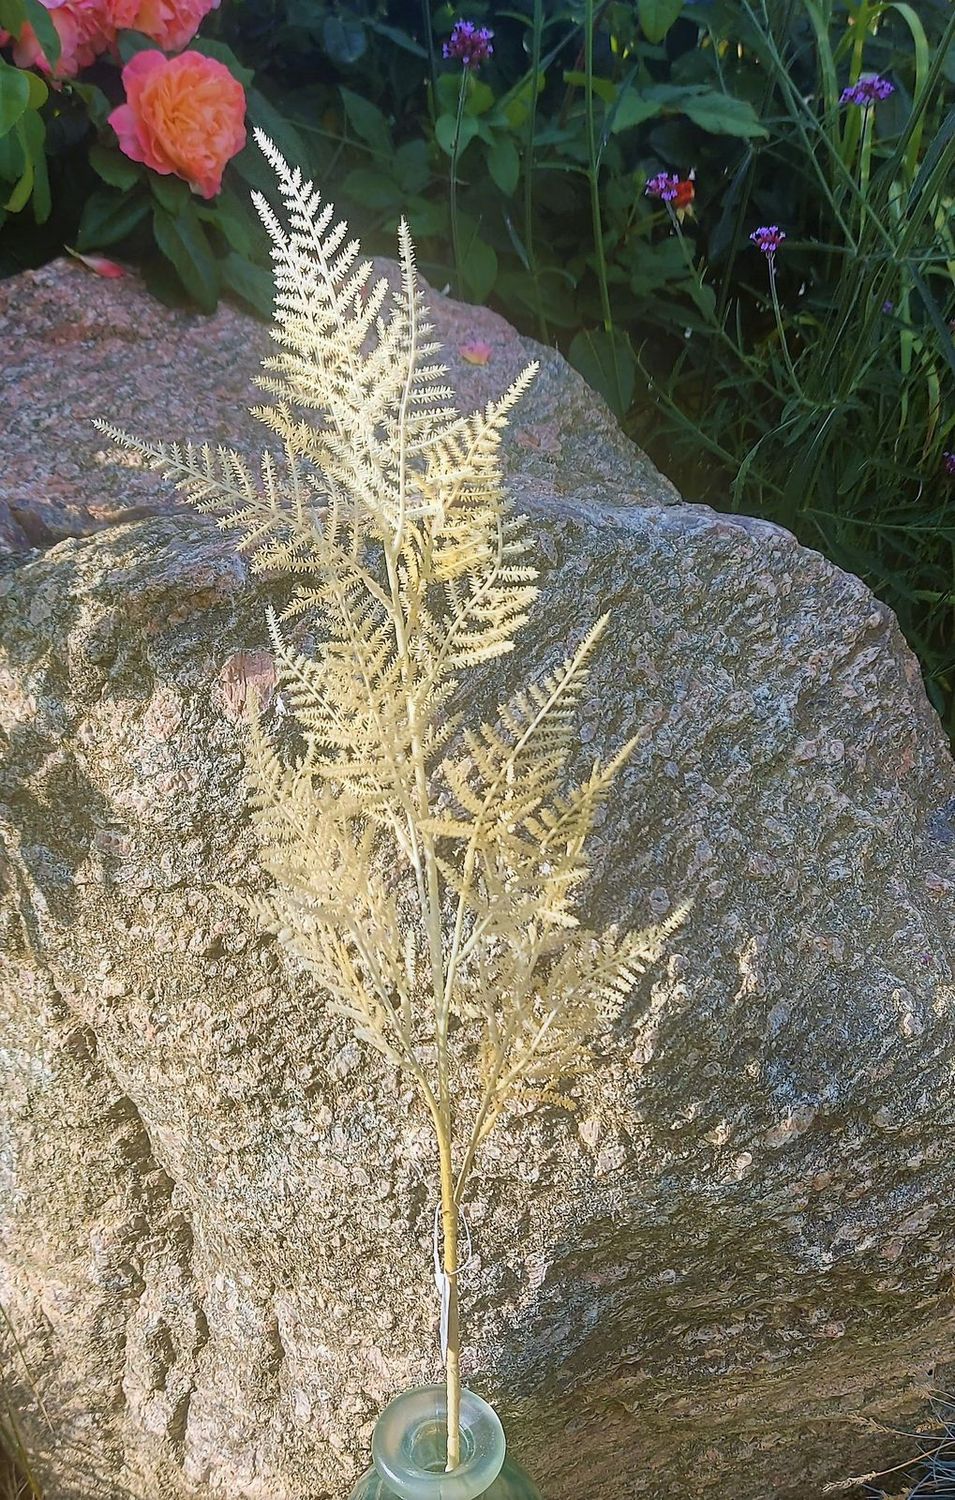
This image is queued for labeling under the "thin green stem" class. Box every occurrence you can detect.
[523,0,549,342]
[767,253,803,398]
[583,0,621,409]
[449,71,468,296]
[421,0,437,118]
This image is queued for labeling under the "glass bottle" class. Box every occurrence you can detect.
[349,1384,541,1500]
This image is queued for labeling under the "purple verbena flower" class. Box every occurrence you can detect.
[840,75,895,106]
[944,451,955,478]
[443,19,494,68]
[881,299,894,314]
[750,225,786,256]
[645,172,680,202]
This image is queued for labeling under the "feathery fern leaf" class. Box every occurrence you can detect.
[93,133,694,1460]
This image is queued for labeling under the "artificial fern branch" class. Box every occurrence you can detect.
[92,129,692,1474]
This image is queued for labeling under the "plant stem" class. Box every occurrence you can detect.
[421,0,437,118]
[767,252,803,397]
[433,1104,462,1469]
[523,0,549,342]
[450,71,468,295]
[584,0,611,338]
[583,0,622,411]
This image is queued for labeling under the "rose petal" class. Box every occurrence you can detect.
[65,246,126,277]
[459,339,492,366]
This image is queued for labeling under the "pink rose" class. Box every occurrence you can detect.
[124,0,219,53]
[0,0,215,76]
[0,0,142,78]
[2,0,104,79]
[108,50,246,200]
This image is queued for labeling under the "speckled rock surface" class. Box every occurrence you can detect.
[1,258,954,1500]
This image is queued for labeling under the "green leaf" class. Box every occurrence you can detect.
[436,72,464,114]
[638,0,683,44]
[0,118,23,182]
[562,70,617,104]
[568,327,636,419]
[231,138,278,193]
[21,0,59,64]
[220,250,273,318]
[19,104,47,221]
[152,202,220,314]
[141,253,194,309]
[89,142,143,190]
[366,20,426,57]
[117,28,158,62]
[680,90,767,138]
[21,70,47,110]
[322,13,366,65]
[435,111,479,156]
[149,171,190,213]
[189,38,254,87]
[3,139,32,212]
[246,88,309,177]
[627,236,686,295]
[69,81,111,130]
[497,266,579,327]
[486,135,519,195]
[394,139,430,194]
[457,217,497,302]
[2,112,44,213]
[342,167,403,210]
[285,0,318,26]
[466,78,495,116]
[685,276,715,321]
[501,73,543,130]
[406,196,446,237]
[610,88,664,132]
[197,188,257,257]
[0,0,26,39]
[340,87,391,153]
[76,187,150,249]
[0,61,30,138]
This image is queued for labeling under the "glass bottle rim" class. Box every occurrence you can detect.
[371,1383,506,1500]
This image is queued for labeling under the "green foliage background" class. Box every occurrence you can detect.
[1,0,954,735]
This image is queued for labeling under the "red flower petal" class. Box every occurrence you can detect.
[65,246,126,277]
[459,339,492,366]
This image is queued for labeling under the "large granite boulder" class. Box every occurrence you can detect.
[1,258,953,1500]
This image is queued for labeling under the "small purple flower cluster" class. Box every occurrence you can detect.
[645,172,681,202]
[945,452,955,478]
[750,225,786,256]
[840,75,895,106]
[443,19,494,68]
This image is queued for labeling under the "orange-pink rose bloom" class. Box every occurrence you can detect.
[0,0,131,78]
[109,50,246,201]
[124,0,219,52]
[0,0,215,77]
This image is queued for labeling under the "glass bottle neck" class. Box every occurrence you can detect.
[371,1385,506,1500]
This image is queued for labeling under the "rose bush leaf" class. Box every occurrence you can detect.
[152,201,220,313]
[0,62,30,138]
[76,187,150,249]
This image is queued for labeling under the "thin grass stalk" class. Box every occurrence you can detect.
[449,71,468,297]
[583,0,622,409]
[522,0,549,342]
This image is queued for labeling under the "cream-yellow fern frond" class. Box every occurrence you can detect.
[93,133,693,1463]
